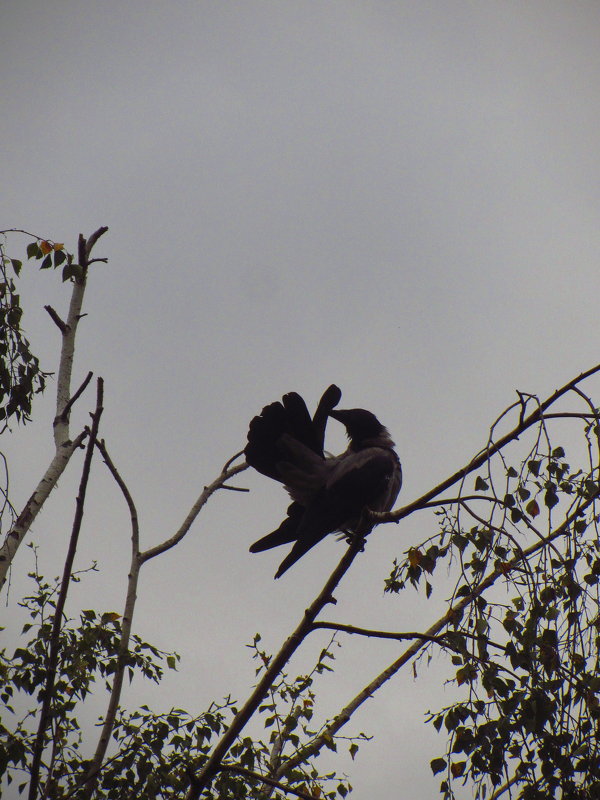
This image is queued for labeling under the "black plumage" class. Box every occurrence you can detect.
[245,389,401,579]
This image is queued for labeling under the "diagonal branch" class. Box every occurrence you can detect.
[372,363,600,528]
[277,489,598,777]
[185,539,365,799]
[217,764,318,800]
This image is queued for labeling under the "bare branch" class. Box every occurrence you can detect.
[44,304,67,334]
[140,461,248,563]
[0,228,109,590]
[312,622,446,643]
[28,378,104,800]
[222,450,245,471]
[78,438,141,799]
[0,430,88,591]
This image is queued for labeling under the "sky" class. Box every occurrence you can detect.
[2,1,600,797]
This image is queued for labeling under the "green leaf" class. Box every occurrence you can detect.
[544,487,559,509]
[53,249,67,267]
[528,460,541,477]
[62,263,83,282]
[11,259,22,275]
[430,758,446,775]
[552,446,565,459]
[349,742,359,760]
[507,466,518,478]
[166,655,178,670]
[26,242,39,259]
[475,476,488,491]
[40,254,53,270]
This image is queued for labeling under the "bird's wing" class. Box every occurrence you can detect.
[274,449,399,578]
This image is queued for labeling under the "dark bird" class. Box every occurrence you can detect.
[245,389,401,578]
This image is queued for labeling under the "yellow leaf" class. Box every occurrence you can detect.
[53,242,64,251]
[408,548,422,568]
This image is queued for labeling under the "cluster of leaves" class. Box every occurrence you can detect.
[0,233,87,430]
[24,239,82,283]
[91,704,236,799]
[0,241,48,428]
[0,559,185,798]
[387,429,600,799]
[1,556,361,799]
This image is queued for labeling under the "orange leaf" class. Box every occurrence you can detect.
[40,240,52,255]
[450,761,466,778]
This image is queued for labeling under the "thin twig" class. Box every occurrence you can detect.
[140,462,248,563]
[44,305,67,334]
[55,370,94,425]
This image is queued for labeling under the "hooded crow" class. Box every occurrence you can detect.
[245,391,401,578]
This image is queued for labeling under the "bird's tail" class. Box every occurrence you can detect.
[249,504,303,552]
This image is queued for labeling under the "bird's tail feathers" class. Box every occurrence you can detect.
[249,506,302,553]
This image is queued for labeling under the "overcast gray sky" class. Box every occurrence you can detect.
[3,1,600,797]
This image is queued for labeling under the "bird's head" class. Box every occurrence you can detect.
[329,408,394,450]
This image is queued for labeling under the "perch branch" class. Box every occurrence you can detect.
[372,362,600,527]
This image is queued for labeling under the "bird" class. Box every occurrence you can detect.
[245,389,401,578]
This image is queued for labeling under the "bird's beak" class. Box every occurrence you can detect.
[329,409,350,423]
